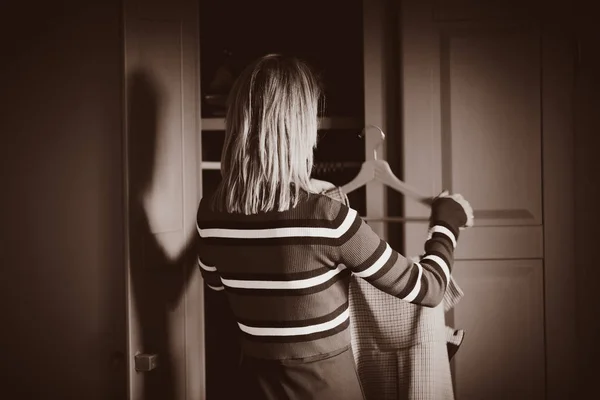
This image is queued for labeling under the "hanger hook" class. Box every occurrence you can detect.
[359,125,385,160]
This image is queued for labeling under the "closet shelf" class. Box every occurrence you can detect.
[201,117,363,131]
[201,161,221,170]
[202,161,363,171]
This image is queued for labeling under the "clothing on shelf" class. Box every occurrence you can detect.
[312,161,362,176]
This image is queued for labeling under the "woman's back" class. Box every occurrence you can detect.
[197,190,466,362]
[197,191,356,361]
[195,54,472,399]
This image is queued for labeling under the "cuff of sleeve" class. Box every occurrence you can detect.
[431,197,467,229]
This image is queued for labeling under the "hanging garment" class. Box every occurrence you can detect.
[323,186,465,400]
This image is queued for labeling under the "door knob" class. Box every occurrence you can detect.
[134,353,159,372]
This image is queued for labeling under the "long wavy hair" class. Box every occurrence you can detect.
[212,54,322,214]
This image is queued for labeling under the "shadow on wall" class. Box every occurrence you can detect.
[127,69,197,400]
[126,69,250,399]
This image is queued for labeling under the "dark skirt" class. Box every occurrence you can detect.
[240,346,366,400]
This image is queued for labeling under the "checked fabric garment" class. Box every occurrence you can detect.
[323,186,465,400]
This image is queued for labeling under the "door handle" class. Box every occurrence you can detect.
[134,353,159,372]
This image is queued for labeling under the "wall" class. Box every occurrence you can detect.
[0,1,126,399]
[573,4,600,397]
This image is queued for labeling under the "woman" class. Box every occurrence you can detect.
[196,54,473,399]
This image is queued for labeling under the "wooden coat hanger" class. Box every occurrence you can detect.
[341,125,433,221]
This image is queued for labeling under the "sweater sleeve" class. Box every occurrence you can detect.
[336,197,466,308]
[197,253,225,292]
[196,203,225,292]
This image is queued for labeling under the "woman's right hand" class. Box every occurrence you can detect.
[433,190,474,229]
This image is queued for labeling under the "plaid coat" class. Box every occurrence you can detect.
[323,186,465,400]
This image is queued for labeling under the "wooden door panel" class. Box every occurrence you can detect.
[402,22,543,228]
[442,29,543,227]
[402,2,543,225]
[401,1,548,397]
[451,260,545,400]
[406,224,543,260]
[401,8,545,258]
[124,0,201,399]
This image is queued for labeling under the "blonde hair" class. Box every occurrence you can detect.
[212,54,321,214]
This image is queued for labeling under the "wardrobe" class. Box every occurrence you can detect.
[123,0,577,398]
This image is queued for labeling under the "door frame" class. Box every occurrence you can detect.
[540,27,577,399]
[122,0,204,398]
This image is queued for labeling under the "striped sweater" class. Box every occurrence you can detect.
[196,191,466,361]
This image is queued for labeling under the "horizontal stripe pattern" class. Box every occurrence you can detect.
[238,309,349,337]
[401,262,423,302]
[427,224,457,248]
[219,264,335,281]
[198,208,357,239]
[196,192,465,360]
[222,264,346,290]
[224,269,351,297]
[197,256,223,291]
[241,319,351,344]
[226,279,350,321]
[198,208,347,230]
[354,243,392,278]
[239,325,351,357]
[206,283,225,291]
[198,257,216,272]
[363,251,399,283]
[238,302,349,336]
[420,254,450,285]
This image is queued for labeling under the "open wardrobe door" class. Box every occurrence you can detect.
[123,0,203,399]
[400,0,576,399]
